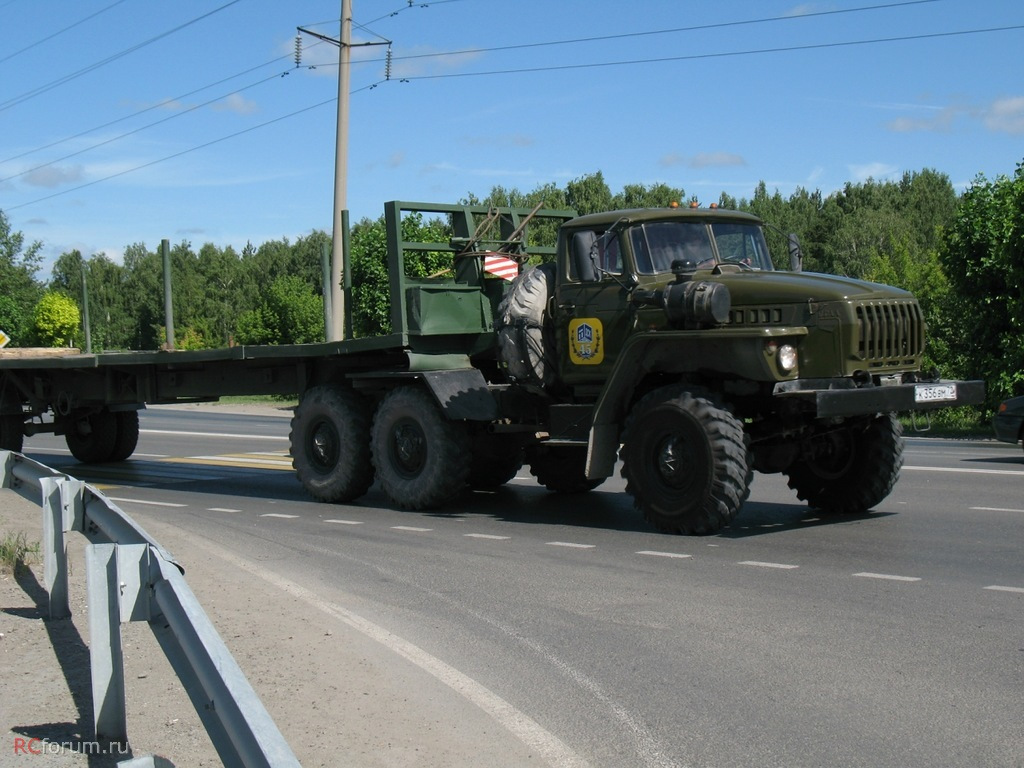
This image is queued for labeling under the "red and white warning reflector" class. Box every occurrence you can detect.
[483,253,519,280]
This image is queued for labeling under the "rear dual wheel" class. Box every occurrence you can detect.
[291,385,375,503]
[371,387,471,510]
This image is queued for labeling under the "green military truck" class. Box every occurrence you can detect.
[0,200,983,534]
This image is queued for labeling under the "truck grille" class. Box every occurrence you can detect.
[855,299,924,366]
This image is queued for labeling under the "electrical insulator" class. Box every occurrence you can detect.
[385,46,393,80]
[294,34,302,68]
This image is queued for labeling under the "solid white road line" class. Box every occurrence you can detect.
[140,428,288,440]
[205,546,591,768]
[106,497,186,508]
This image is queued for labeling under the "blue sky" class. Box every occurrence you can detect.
[2,0,1022,273]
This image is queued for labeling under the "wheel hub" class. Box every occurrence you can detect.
[391,421,426,477]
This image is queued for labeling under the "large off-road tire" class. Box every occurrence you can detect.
[65,410,119,463]
[371,387,471,510]
[0,415,23,452]
[620,387,750,535]
[468,433,524,489]
[527,445,604,493]
[109,410,140,461]
[784,413,903,513]
[0,390,24,452]
[291,385,375,503]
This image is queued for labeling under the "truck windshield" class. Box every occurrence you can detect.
[629,221,774,274]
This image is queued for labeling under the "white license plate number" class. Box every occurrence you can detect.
[914,383,957,403]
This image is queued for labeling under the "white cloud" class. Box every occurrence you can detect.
[984,96,1024,135]
[659,152,746,169]
[886,105,959,133]
[213,93,258,115]
[22,165,84,188]
[848,162,899,182]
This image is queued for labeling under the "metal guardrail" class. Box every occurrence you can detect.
[0,450,302,768]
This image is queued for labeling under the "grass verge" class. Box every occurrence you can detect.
[0,530,40,575]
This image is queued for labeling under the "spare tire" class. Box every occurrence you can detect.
[495,262,557,392]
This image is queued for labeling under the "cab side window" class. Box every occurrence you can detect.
[569,230,621,282]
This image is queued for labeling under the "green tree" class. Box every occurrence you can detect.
[565,171,613,215]
[939,162,1024,407]
[0,210,44,345]
[235,275,324,345]
[349,212,449,337]
[32,292,80,347]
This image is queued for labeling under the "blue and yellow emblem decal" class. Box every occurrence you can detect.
[568,318,604,365]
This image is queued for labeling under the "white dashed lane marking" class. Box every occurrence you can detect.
[637,550,691,559]
[105,493,1022,596]
[739,560,799,570]
[854,572,921,582]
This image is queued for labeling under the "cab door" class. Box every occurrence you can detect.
[554,229,634,387]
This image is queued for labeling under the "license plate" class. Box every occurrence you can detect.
[914,383,957,403]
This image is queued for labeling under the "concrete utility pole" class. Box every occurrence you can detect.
[328,0,352,341]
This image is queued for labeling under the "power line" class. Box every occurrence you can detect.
[5,81,385,212]
[0,0,245,113]
[0,71,288,184]
[0,0,131,65]
[382,0,949,66]
[0,46,324,167]
[390,25,1024,81]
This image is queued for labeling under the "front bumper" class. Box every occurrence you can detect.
[773,378,985,419]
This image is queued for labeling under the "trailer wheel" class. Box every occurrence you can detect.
[527,445,604,493]
[371,387,470,509]
[109,411,140,461]
[621,387,749,535]
[66,410,119,463]
[291,385,375,503]
[0,415,23,452]
[468,433,524,489]
[0,390,23,452]
[784,414,903,514]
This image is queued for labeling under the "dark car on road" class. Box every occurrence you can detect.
[993,395,1024,452]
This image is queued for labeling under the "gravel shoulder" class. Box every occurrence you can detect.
[1,481,544,767]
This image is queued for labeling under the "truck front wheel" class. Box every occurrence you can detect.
[784,414,903,514]
[291,385,375,503]
[621,387,749,535]
[371,387,471,509]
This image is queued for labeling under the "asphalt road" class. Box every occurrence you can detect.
[19,407,1024,768]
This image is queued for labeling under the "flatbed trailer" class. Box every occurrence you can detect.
[0,200,984,535]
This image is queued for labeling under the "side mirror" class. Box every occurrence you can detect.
[787,234,803,273]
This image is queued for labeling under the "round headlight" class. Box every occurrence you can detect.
[777,344,798,373]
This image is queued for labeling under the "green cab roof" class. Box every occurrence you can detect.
[565,206,763,229]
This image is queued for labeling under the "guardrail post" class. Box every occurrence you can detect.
[86,542,128,745]
[41,477,86,619]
